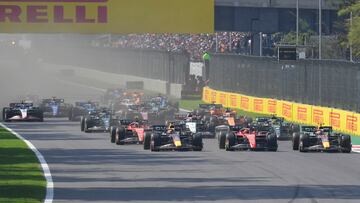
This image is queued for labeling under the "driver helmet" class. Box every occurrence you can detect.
[167,123,175,133]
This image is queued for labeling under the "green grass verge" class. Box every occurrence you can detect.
[179,100,268,118]
[351,135,360,145]
[0,127,46,203]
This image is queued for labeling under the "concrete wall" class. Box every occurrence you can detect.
[43,63,182,99]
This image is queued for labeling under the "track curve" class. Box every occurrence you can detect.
[1,60,360,203]
[4,119,360,203]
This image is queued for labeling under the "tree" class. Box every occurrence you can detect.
[338,0,360,57]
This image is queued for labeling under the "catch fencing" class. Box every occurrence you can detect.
[209,54,360,112]
[35,45,190,84]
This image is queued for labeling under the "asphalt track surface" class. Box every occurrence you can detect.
[2,60,360,203]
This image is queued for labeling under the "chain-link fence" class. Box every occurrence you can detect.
[34,45,190,84]
[209,54,360,112]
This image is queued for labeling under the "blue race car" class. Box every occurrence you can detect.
[39,97,72,118]
[69,101,98,121]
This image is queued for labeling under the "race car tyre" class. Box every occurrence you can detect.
[291,124,300,134]
[2,107,8,122]
[110,126,116,143]
[244,117,253,125]
[218,131,226,149]
[292,132,300,150]
[84,118,90,133]
[340,134,352,153]
[202,115,209,122]
[143,132,151,150]
[115,127,126,145]
[68,107,73,121]
[192,133,203,151]
[208,117,218,132]
[267,133,278,151]
[225,132,236,151]
[80,117,85,132]
[299,134,309,152]
[39,112,44,122]
[150,133,161,152]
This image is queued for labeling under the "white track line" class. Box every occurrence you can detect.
[179,108,191,113]
[352,145,360,153]
[0,123,54,203]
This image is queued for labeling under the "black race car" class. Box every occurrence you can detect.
[143,123,203,151]
[2,102,43,122]
[175,114,216,138]
[292,126,351,153]
[69,101,98,121]
[139,97,178,124]
[80,108,112,133]
[269,116,298,140]
[39,98,72,118]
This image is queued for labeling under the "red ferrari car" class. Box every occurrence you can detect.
[218,124,277,151]
[111,120,150,145]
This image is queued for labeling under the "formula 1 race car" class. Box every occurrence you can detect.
[174,113,216,138]
[143,123,203,151]
[292,126,351,153]
[68,101,98,121]
[218,123,277,151]
[39,98,72,118]
[2,102,43,122]
[80,108,112,133]
[139,96,178,124]
[195,104,225,117]
[271,117,293,140]
[197,106,239,135]
[110,119,150,145]
[255,116,296,140]
[103,88,124,105]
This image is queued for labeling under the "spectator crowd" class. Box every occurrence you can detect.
[96,32,251,61]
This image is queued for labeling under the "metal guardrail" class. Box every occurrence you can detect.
[209,54,360,112]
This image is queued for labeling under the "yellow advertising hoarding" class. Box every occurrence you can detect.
[0,0,214,34]
[202,86,360,136]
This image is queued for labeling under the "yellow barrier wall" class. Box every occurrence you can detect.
[203,87,360,136]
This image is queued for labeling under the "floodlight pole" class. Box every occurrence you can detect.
[260,32,263,57]
[350,11,353,62]
[319,0,322,60]
[296,0,299,46]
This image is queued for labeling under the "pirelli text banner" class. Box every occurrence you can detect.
[0,0,214,34]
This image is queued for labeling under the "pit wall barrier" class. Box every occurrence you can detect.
[203,86,360,136]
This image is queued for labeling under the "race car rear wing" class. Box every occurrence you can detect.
[75,101,99,107]
[10,103,33,108]
[319,126,333,132]
[42,99,64,104]
[198,104,223,109]
[151,125,167,132]
[174,113,187,120]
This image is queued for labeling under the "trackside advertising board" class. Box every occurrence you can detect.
[0,0,214,34]
[203,86,360,136]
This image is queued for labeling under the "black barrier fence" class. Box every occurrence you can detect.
[34,44,190,84]
[209,54,360,112]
